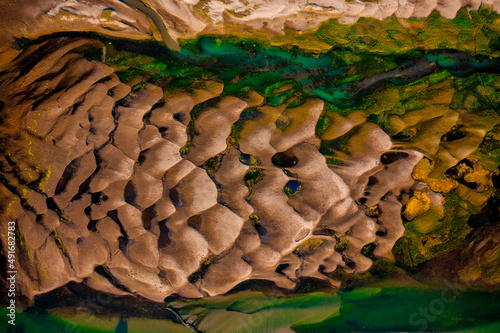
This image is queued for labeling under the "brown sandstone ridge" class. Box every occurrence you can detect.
[0,37,424,302]
[2,0,500,69]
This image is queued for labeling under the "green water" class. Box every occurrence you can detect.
[3,287,499,332]
[294,287,500,332]
[178,286,500,332]
[103,32,500,110]
[0,308,106,333]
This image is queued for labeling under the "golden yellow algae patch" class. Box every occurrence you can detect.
[412,158,458,193]
[403,191,431,221]
[427,178,458,193]
[294,238,324,257]
[412,158,433,181]
[462,160,492,189]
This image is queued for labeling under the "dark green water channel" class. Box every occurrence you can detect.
[2,286,500,332]
[77,33,500,109]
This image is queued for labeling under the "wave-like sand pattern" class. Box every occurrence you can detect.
[0,38,424,302]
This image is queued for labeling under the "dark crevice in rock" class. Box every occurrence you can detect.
[441,125,469,142]
[107,210,128,238]
[91,191,102,204]
[142,205,156,230]
[72,150,101,201]
[169,185,184,207]
[380,151,409,165]
[173,112,186,124]
[87,219,98,232]
[188,255,215,284]
[158,126,169,139]
[106,210,133,254]
[275,263,289,275]
[468,197,500,228]
[68,98,85,116]
[57,68,95,94]
[187,214,202,231]
[94,265,133,294]
[342,255,356,269]
[272,149,298,168]
[50,230,75,271]
[157,219,172,248]
[376,227,388,237]
[118,236,134,254]
[124,180,137,206]
[137,149,149,165]
[46,197,69,222]
[72,176,92,201]
[55,156,81,195]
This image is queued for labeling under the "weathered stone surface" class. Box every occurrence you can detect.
[0,37,463,303]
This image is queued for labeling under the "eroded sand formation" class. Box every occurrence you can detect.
[0,37,426,302]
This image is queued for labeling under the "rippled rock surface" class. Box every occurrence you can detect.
[0,37,427,302]
[1,5,500,315]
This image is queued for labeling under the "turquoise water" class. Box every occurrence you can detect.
[103,35,500,109]
[173,37,500,107]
